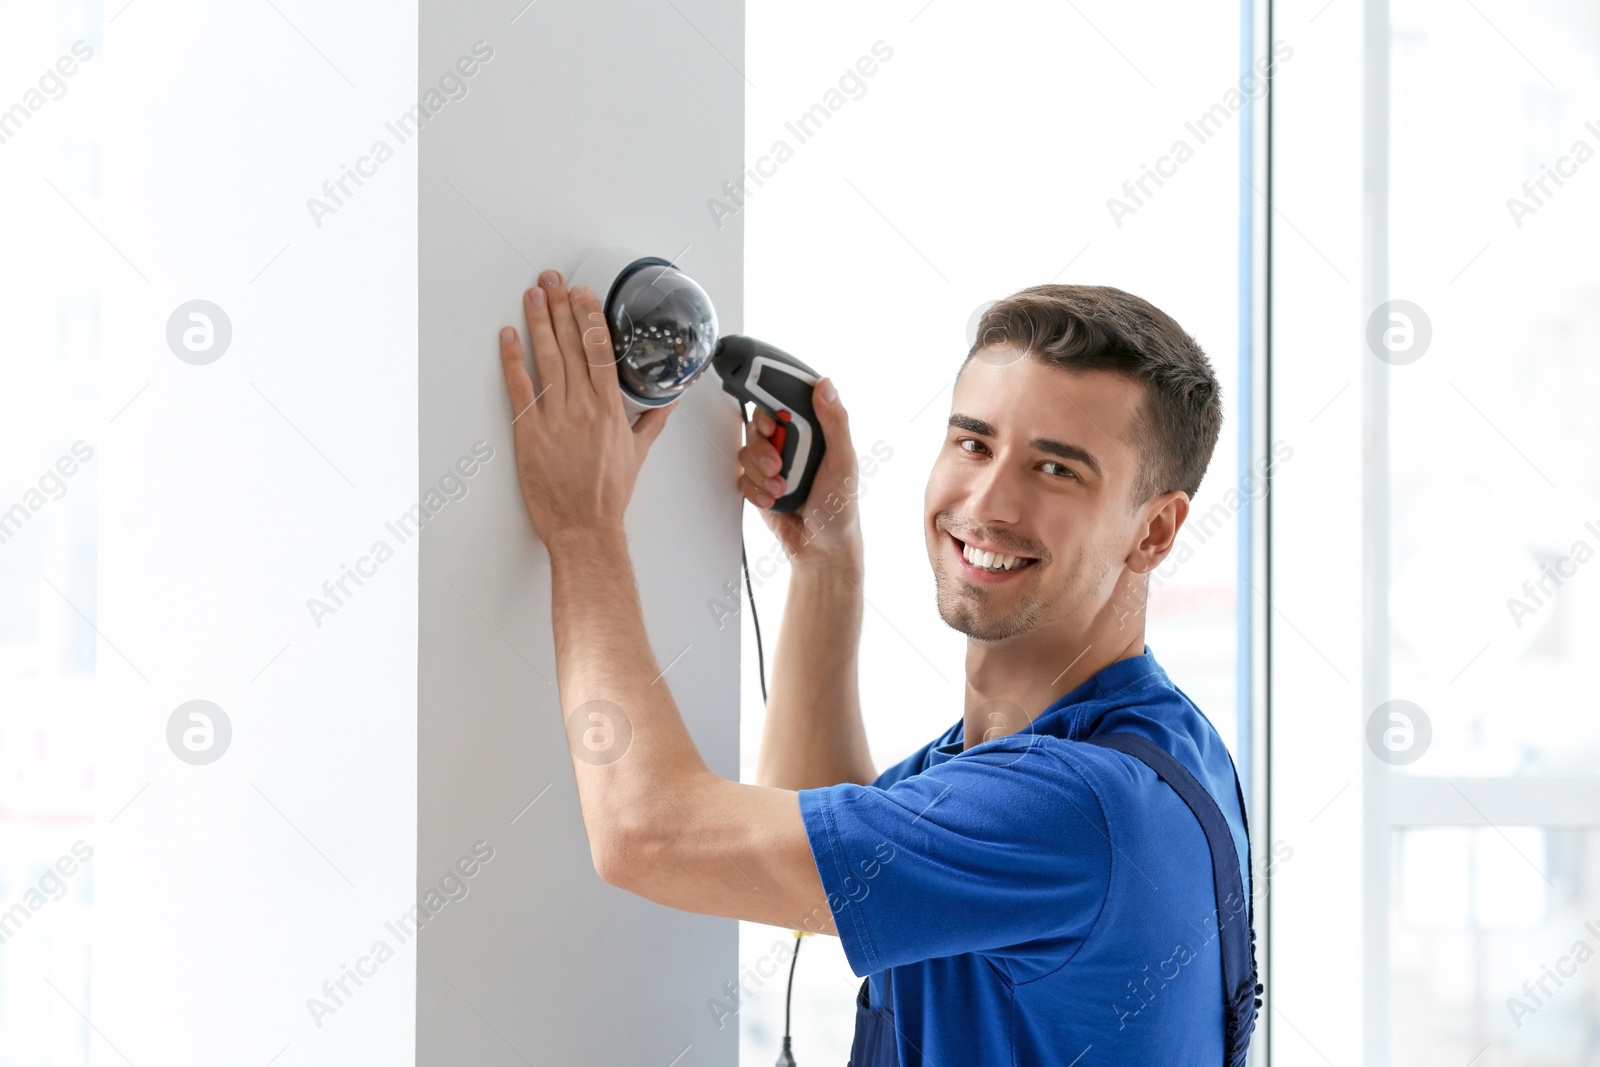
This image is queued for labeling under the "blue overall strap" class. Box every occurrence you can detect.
[847,965,898,1066]
[1083,733,1262,1067]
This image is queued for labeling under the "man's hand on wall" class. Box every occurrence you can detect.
[498,268,675,548]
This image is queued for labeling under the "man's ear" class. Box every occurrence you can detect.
[1127,490,1189,574]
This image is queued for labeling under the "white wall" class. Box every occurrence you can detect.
[97,0,744,1063]
[100,2,420,1063]
[416,1,744,1064]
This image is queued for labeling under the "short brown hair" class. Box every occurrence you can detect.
[960,284,1222,504]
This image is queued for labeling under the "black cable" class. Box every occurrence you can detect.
[741,534,768,706]
[775,930,803,1067]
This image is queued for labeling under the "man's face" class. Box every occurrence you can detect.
[923,349,1149,643]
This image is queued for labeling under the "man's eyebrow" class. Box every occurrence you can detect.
[947,413,1105,479]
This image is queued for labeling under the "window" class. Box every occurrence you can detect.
[0,4,102,1063]
[1273,0,1600,1061]
[1385,0,1600,1062]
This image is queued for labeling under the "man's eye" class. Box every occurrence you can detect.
[956,437,986,454]
[1043,462,1078,480]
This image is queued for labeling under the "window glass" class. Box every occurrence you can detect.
[1388,0,1600,777]
[0,4,102,1063]
[1391,827,1600,1064]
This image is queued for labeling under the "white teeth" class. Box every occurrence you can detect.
[961,541,1028,571]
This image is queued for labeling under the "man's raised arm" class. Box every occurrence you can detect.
[735,399,876,791]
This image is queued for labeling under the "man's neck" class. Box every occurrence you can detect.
[960,620,1147,751]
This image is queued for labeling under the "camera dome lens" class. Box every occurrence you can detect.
[607,262,719,402]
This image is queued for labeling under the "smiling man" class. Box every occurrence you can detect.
[499,272,1259,1066]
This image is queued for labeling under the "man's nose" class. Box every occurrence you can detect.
[962,451,1024,525]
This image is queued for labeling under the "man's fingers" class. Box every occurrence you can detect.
[736,456,777,508]
[541,269,589,389]
[740,433,782,478]
[525,281,566,405]
[810,377,857,461]
[499,325,538,421]
[737,441,787,503]
[746,407,779,443]
[632,401,674,460]
[571,285,620,397]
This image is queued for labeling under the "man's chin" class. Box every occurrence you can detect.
[944,614,1027,643]
[935,593,1029,643]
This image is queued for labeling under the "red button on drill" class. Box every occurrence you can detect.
[771,409,790,454]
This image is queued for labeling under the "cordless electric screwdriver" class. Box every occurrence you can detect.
[712,336,827,515]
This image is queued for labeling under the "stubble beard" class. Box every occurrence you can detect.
[932,555,1053,642]
[932,543,1117,644]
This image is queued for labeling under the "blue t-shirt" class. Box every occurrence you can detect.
[797,647,1251,1065]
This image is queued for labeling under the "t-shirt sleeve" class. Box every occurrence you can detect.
[797,737,1112,975]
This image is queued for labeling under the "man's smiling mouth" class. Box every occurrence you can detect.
[948,533,1038,575]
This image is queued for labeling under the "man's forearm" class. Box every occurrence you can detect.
[547,526,715,875]
[755,555,875,790]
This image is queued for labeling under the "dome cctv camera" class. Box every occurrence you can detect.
[569,246,720,424]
